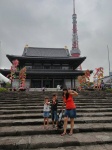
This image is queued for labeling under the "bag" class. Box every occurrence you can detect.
[57,120,63,129]
[57,110,64,129]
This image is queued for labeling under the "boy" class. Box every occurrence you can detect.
[51,94,58,128]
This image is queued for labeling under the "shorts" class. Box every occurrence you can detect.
[64,109,76,118]
[51,110,58,121]
[43,111,49,118]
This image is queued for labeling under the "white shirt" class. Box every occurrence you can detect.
[43,103,50,112]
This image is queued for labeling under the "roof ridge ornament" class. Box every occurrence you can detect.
[25,44,28,48]
[64,46,68,49]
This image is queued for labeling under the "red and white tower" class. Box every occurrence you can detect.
[70,0,81,58]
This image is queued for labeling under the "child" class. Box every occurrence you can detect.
[43,97,50,129]
[51,94,58,128]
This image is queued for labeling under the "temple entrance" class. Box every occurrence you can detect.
[31,80,41,88]
[30,79,71,88]
[54,79,63,88]
[43,80,53,88]
[65,79,71,89]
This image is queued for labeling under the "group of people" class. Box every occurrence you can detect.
[43,93,58,129]
[43,88,78,136]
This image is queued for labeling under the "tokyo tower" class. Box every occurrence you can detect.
[70,0,82,69]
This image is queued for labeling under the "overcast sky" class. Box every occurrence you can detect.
[0,0,112,79]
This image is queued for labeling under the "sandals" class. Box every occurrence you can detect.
[68,132,73,136]
[61,132,73,136]
[61,132,66,136]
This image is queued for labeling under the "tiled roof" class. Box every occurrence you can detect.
[6,54,86,69]
[22,47,70,57]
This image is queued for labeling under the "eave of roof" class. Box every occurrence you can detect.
[6,54,86,63]
[6,54,86,60]
[25,69,93,75]
[6,55,86,69]
[0,68,93,76]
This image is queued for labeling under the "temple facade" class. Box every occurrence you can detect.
[0,46,86,89]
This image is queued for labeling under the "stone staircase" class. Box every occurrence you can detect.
[0,91,112,150]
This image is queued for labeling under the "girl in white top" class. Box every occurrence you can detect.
[43,97,50,129]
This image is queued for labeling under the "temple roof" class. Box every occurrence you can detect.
[6,54,86,61]
[22,47,70,57]
[0,69,92,77]
[6,46,87,69]
[6,54,86,69]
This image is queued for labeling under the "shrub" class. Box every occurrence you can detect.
[6,82,11,88]
[0,87,7,92]
[105,88,112,92]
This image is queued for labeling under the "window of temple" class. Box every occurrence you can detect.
[33,63,43,69]
[25,63,32,69]
[62,64,69,70]
[44,64,51,69]
[52,64,61,69]
[54,79,63,88]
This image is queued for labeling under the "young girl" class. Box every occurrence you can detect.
[43,97,50,129]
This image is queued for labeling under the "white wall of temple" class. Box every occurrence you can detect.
[25,79,31,88]
[72,79,75,88]
[12,79,19,88]
[64,79,78,89]
[12,79,31,88]
[64,79,71,89]
[75,79,80,88]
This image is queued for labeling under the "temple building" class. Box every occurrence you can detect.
[0,46,86,89]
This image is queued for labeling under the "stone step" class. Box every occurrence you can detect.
[0,93,100,96]
[0,91,112,149]
[0,101,112,105]
[0,132,112,149]
[0,123,112,137]
[0,92,107,95]
[0,95,60,98]
[0,96,108,99]
[0,117,112,127]
[0,105,112,110]
[4,98,104,101]
[39,145,112,150]
[0,103,112,107]
[1,102,112,105]
[0,94,105,98]
[1,98,110,102]
[0,95,62,99]
[0,90,110,94]
[0,108,112,115]
[0,112,112,120]
[0,94,111,101]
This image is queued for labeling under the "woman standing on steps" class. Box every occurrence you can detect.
[61,88,78,136]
